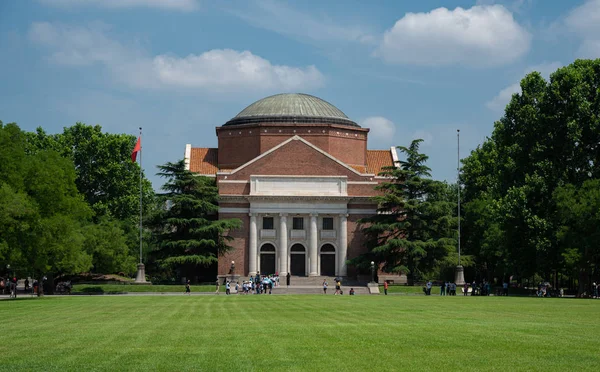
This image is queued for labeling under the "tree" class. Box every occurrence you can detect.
[25,123,154,221]
[350,140,457,285]
[151,160,241,281]
[461,59,600,290]
[553,179,600,296]
[0,122,94,293]
[82,218,137,275]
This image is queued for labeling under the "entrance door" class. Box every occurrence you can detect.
[320,244,336,276]
[260,244,276,275]
[260,254,275,275]
[290,244,306,276]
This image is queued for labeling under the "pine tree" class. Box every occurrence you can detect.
[350,140,456,285]
[152,160,241,276]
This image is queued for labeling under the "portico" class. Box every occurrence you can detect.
[245,198,350,277]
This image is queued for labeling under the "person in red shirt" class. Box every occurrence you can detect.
[383,280,388,295]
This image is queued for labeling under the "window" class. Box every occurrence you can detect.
[292,217,304,230]
[322,217,334,230]
[263,216,274,230]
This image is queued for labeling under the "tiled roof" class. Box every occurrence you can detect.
[366,150,394,175]
[350,165,367,173]
[189,148,218,175]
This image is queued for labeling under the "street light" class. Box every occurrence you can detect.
[370,261,375,283]
[230,260,235,274]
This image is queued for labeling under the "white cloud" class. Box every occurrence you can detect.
[361,116,396,147]
[29,22,133,66]
[475,0,533,14]
[151,51,323,91]
[229,0,375,45]
[486,62,562,111]
[486,82,521,111]
[565,0,600,58]
[29,22,324,92]
[377,5,531,66]
[39,0,199,12]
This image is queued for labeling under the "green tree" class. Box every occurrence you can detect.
[25,123,154,221]
[151,160,241,280]
[553,179,600,296]
[461,59,600,288]
[0,122,93,292]
[350,140,457,285]
[82,218,137,275]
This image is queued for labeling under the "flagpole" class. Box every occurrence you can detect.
[454,129,465,285]
[457,129,461,266]
[134,127,147,283]
[139,126,143,265]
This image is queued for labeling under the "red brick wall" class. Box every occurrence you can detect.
[217,182,250,195]
[218,212,248,276]
[346,214,370,277]
[219,202,250,209]
[217,134,260,169]
[216,123,368,170]
[328,135,366,166]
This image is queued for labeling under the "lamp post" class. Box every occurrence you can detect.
[230,260,235,274]
[370,261,375,284]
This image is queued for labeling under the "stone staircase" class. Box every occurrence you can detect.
[270,276,371,295]
[285,275,367,286]
[272,285,370,295]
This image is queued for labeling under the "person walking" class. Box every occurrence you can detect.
[185,280,191,295]
[384,280,388,295]
[440,282,446,296]
[225,281,231,295]
[10,277,17,299]
[215,278,220,294]
[463,282,468,296]
[323,279,328,294]
[286,272,291,287]
[334,280,340,295]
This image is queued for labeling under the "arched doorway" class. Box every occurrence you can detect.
[290,244,306,276]
[320,244,336,276]
[260,243,276,275]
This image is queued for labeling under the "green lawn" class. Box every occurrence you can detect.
[72,284,222,294]
[1,296,599,371]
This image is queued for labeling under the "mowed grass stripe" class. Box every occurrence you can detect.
[1,296,599,371]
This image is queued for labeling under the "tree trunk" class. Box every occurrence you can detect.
[407,256,415,286]
[577,267,588,298]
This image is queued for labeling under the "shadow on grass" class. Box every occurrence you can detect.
[73,286,125,295]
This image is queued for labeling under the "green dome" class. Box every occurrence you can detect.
[224,93,359,127]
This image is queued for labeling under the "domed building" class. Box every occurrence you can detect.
[184,93,399,281]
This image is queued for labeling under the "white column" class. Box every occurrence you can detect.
[249,213,257,276]
[309,213,318,276]
[338,214,348,276]
[279,213,288,276]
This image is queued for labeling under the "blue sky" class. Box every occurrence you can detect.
[1,0,598,190]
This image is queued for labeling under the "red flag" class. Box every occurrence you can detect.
[131,136,141,163]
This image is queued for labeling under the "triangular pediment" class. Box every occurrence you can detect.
[218,136,371,179]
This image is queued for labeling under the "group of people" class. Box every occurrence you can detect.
[422,280,509,296]
[1,277,42,298]
[216,273,282,295]
[464,280,498,296]
[322,279,354,295]
[423,281,459,296]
